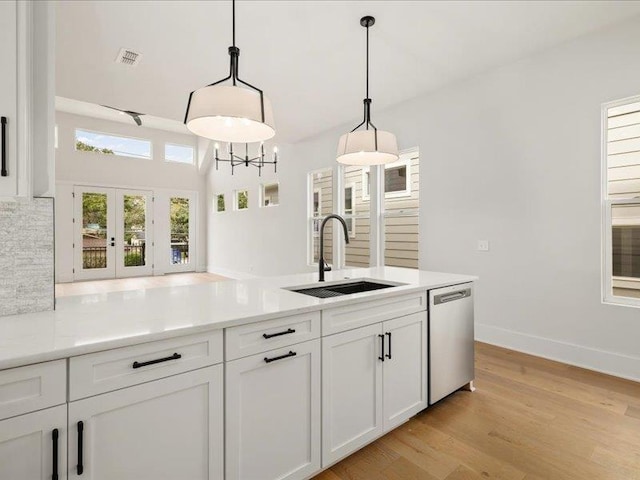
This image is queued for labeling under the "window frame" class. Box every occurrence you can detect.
[164,143,195,165]
[361,157,412,200]
[260,182,280,208]
[215,193,226,213]
[344,182,357,239]
[602,95,640,308]
[74,128,153,160]
[234,189,249,211]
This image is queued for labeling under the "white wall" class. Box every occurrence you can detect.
[206,143,314,277]
[55,112,207,281]
[212,16,640,380]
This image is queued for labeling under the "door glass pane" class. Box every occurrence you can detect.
[170,197,190,265]
[384,154,419,269]
[611,203,640,299]
[344,166,370,267]
[123,195,147,267]
[82,192,108,269]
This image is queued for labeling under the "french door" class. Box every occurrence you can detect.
[74,186,154,280]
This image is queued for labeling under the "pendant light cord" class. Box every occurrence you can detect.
[232,0,236,47]
[366,23,369,101]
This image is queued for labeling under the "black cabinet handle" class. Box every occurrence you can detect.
[1,116,7,177]
[264,351,296,363]
[77,421,84,475]
[52,428,59,480]
[378,334,385,362]
[263,328,295,339]
[132,352,181,369]
[385,332,392,360]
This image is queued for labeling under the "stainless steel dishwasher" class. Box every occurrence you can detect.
[429,283,475,404]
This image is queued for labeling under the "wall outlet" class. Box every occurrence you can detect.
[477,240,490,252]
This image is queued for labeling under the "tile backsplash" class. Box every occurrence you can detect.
[0,198,54,316]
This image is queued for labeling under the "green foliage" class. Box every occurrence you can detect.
[217,194,225,212]
[124,253,144,267]
[237,191,248,209]
[170,197,190,242]
[76,140,114,155]
[124,195,146,244]
[82,193,107,231]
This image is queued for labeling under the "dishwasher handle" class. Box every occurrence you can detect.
[433,287,471,305]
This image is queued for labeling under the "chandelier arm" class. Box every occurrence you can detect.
[350,118,367,133]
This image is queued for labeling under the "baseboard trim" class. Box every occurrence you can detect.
[476,323,640,383]
[207,266,258,280]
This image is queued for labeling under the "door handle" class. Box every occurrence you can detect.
[132,352,181,369]
[1,116,7,177]
[77,421,84,475]
[52,428,59,480]
[385,332,392,360]
[110,237,115,247]
[378,334,385,362]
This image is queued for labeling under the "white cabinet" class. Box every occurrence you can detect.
[322,312,427,466]
[0,0,18,197]
[0,405,67,480]
[225,340,321,480]
[322,323,384,466]
[382,312,428,431]
[68,365,224,480]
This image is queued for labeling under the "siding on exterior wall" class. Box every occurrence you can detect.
[312,170,333,264]
[608,101,640,199]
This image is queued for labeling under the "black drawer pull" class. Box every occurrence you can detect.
[52,428,59,480]
[385,332,392,360]
[262,328,295,339]
[132,352,181,369]
[1,117,7,177]
[378,334,385,362]
[264,351,296,363]
[77,421,84,475]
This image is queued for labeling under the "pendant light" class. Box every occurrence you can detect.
[337,16,398,166]
[184,0,275,143]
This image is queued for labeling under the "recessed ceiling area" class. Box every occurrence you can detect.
[56,0,640,143]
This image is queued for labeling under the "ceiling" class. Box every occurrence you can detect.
[56,1,640,144]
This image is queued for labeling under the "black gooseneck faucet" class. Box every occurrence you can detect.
[318,214,350,282]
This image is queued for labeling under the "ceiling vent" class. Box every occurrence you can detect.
[115,48,142,67]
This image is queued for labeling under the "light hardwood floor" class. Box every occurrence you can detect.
[55,272,229,297]
[314,342,640,480]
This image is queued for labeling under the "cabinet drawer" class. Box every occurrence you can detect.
[69,330,222,400]
[322,291,427,336]
[225,311,320,361]
[0,360,66,421]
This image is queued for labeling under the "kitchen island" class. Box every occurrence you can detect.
[0,266,476,480]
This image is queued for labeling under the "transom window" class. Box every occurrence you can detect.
[165,143,194,164]
[603,96,640,306]
[75,129,151,159]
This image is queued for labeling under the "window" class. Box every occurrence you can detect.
[260,183,280,207]
[362,157,411,200]
[604,96,640,305]
[75,129,152,159]
[308,169,333,264]
[384,152,419,268]
[306,148,419,270]
[170,197,190,265]
[165,143,194,164]
[215,194,226,213]
[235,190,249,210]
[343,165,370,267]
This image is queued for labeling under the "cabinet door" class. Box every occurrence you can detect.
[68,365,223,480]
[322,323,383,467]
[382,312,428,431]
[0,0,18,197]
[0,404,67,480]
[226,340,321,480]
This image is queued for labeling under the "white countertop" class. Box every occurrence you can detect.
[0,267,476,370]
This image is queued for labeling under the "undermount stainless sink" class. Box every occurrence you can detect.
[285,279,405,299]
